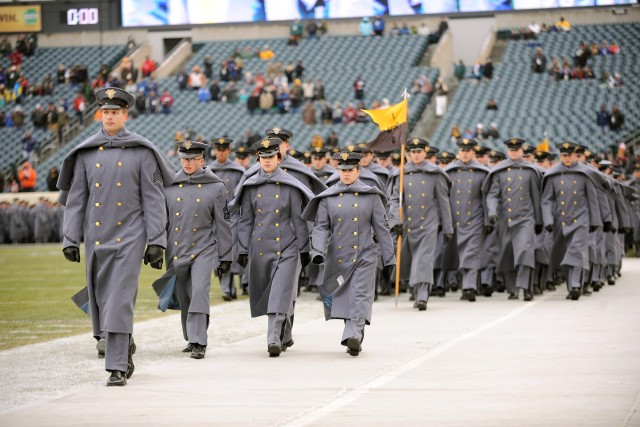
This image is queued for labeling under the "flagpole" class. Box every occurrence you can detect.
[394,142,405,308]
[395,89,409,308]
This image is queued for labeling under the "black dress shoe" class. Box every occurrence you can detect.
[607,276,615,285]
[569,288,581,300]
[450,284,459,292]
[480,284,493,297]
[241,287,249,296]
[268,343,281,357]
[508,293,519,300]
[436,288,446,297]
[591,282,600,292]
[107,370,126,387]
[416,300,427,311]
[190,344,206,359]
[545,282,556,291]
[582,285,592,296]
[379,289,391,296]
[533,286,541,295]
[96,338,105,359]
[461,289,476,302]
[346,337,361,356]
[523,290,533,301]
[182,343,195,353]
[126,339,136,379]
[496,284,506,293]
[409,294,415,301]
[222,292,232,301]
[282,340,294,352]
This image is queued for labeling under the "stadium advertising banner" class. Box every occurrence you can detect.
[0,5,42,33]
[121,0,638,27]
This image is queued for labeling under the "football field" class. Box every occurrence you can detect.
[0,244,227,351]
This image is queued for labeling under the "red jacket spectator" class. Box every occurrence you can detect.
[141,56,157,78]
[159,90,174,114]
[343,103,358,124]
[73,93,87,114]
[8,50,22,66]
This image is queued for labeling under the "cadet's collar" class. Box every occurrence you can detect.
[187,167,206,179]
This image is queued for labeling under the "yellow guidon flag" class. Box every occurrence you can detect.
[361,98,408,152]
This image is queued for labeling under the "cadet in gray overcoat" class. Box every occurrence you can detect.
[209,137,246,300]
[483,138,542,302]
[302,150,395,356]
[57,88,175,386]
[442,138,490,302]
[160,140,232,359]
[389,138,453,310]
[541,142,601,300]
[231,138,313,357]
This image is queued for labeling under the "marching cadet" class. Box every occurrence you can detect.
[326,145,385,192]
[234,145,253,170]
[57,87,175,386]
[541,142,601,300]
[231,137,314,357]
[436,151,456,167]
[33,197,51,243]
[358,143,389,189]
[480,150,506,292]
[328,147,341,169]
[309,146,336,181]
[474,145,491,167]
[483,138,542,302]
[160,140,232,359]
[374,150,395,173]
[626,164,640,257]
[572,145,613,293]
[532,150,555,293]
[442,138,491,301]
[389,138,453,310]
[302,150,395,356]
[391,152,402,168]
[425,146,440,165]
[209,137,247,300]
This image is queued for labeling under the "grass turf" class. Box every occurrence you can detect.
[0,244,233,351]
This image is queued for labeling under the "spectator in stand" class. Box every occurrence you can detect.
[120,58,138,83]
[354,75,365,101]
[259,45,275,61]
[471,59,483,80]
[556,17,571,32]
[135,89,147,114]
[454,60,466,81]
[188,66,206,90]
[259,86,274,114]
[45,102,59,134]
[610,105,625,133]
[72,91,87,124]
[0,37,11,57]
[290,79,304,113]
[56,64,67,84]
[320,101,332,124]
[302,79,315,101]
[359,17,373,36]
[203,54,214,80]
[583,65,595,79]
[372,17,385,36]
[429,18,448,44]
[290,20,303,42]
[390,23,400,36]
[18,161,36,192]
[486,99,498,110]
[611,72,624,88]
[11,105,25,128]
[356,101,369,123]
[306,20,318,39]
[434,78,448,116]
[159,89,173,114]
[483,59,494,80]
[318,21,328,35]
[608,41,620,55]
[450,124,462,142]
[332,101,343,124]
[176,67,188,91]
[574,42,591,68]
[286,36,299,47]
[326,130,339,147]
[198,86,210,103]
[8,49,22,67]
[473,123,484,140]
[141,56,157,78]
[276,87,290,114]
[148,89,160,113]
[47,166,59,192]
[302,100,317,125]
[294,60,305,79]
[247,86,260,115]
[314,79,325,100]
[344,102,358,124]
[572,66,585,80]
[596,104,610,133]
[418,23,430,36]
[531,47,547,73]
[209,79,220,101]
[598,41,609,56]
[529,21,541,35]
[221,81,238,103]
[400,23,410,36]
[21,131,38,162]
[485,122,500,140]
[31,104,46,129]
